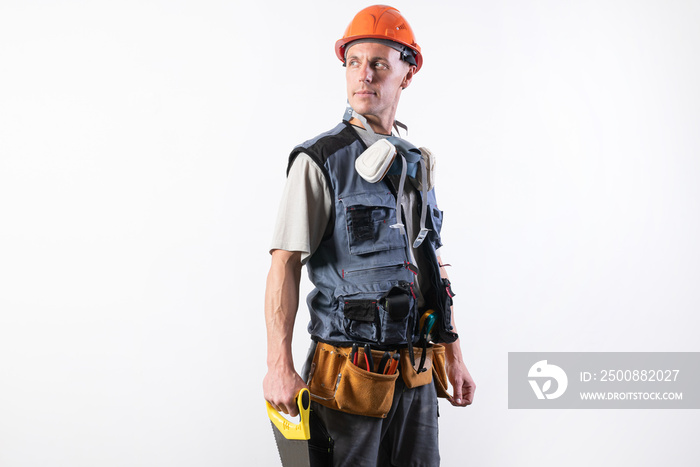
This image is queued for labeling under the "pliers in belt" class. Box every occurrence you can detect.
[350,343,359,367]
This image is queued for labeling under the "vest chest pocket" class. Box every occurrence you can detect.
[340,192,406,256]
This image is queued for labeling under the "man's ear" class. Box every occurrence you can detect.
[401,65,417,89]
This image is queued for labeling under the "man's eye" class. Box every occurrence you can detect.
[374,62,388,70]
[348,59,360,67]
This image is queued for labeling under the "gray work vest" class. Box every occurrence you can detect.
[289,121,458,348]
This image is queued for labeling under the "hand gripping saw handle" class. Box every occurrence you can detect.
[266,388,311,441]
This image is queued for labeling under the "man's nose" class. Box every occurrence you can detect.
[358,62,372,82]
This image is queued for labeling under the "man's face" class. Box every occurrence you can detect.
[345,42,415,130]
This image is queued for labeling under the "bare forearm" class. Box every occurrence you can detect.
[263,250,307,414]
[437,255,464,363]
[265,250,303,371]
[437,254,476,405]
[444,308,464,364]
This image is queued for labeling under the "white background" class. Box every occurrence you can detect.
[1,0,699,466]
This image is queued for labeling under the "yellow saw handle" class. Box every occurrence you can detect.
[266,388,311,441]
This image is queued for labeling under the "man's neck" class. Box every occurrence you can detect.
[348,117,392,136]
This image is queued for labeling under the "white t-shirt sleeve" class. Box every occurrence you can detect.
[269,153,333,265]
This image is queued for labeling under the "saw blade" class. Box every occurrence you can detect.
[270,420,310,467]
[267,389,311,467]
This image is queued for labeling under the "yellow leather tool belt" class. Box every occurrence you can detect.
[306,342,449,418]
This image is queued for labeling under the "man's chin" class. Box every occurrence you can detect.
[349,104,366,114]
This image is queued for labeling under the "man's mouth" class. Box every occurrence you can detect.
[354,89,376,97]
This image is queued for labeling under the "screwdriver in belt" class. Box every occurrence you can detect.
[385,353,400,375]
[377,351,391,374]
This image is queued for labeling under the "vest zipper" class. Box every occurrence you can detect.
[342,263,405,278]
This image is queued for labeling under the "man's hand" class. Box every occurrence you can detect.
[263,366,308,417]
[445,355,476,407]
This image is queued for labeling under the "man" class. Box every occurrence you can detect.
[264,5,475,466]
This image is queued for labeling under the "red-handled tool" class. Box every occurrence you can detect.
[350,343,359,367]
[363,344,374,372]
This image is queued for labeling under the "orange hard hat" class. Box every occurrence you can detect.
[335,5,423,72]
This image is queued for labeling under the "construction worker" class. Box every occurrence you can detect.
[264,5,475,466]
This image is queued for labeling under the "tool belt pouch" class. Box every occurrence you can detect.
[307,343,398,419]
[399,346,434,389]
[431,344,451,399]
